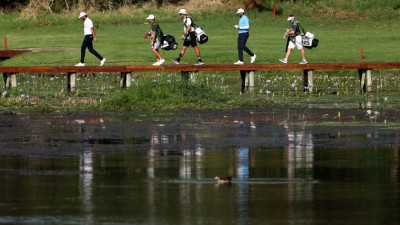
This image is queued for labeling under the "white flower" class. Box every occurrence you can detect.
[2,91,7,96]
[367,110,372,115]
[374,111,379,116]
[384,97,388,102]
[290,83,296,88]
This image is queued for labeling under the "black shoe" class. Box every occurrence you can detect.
[171,59,180,65]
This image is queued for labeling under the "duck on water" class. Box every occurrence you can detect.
[214,176,232,184]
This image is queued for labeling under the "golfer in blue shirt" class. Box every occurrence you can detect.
[234,8,256,65]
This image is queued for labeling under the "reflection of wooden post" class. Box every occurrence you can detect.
[303,70,313,92]
[68,72,76,92]
[366,69,372,92]
[358,69,366,92]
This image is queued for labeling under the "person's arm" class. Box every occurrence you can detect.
[91,27,98,42]
[151,29,156,46]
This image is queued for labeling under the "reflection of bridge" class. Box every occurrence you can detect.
[2,62,400,92]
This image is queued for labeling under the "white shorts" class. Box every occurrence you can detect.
[288,35,303,50]
[153,41,161,50]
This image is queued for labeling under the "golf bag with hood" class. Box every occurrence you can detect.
[161,35,178,51]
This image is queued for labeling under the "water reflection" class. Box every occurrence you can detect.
[79,148,94,223]
[237,147,249,225]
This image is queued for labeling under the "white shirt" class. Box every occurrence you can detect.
[83,18,94,35]
[183,17,195,32]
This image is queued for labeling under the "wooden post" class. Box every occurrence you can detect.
[120,72,132,88]
[11,74,17,88]
[240,70,246,93]
[303,70,313,92]
[366,69,372,92]
[358,69,366,92]
[248,71,254,93]
[3,73,17,89]
[181,71,189,81]
[240,71,254,93]
[3,73,10,89]
[67,72,76,92]
[190,72,197,83]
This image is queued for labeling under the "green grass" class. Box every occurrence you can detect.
[0,8,400,113]
[0,8,399,67]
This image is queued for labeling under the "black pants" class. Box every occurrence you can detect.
[80,35,103,63]
[238,32,254,61]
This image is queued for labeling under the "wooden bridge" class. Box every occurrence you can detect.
[1,62,400,92]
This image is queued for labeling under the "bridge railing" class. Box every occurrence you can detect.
[1,62,400,92]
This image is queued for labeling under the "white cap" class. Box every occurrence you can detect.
[236,8,245,14]
[78,12,87,18]
[287,16,294,21]
[179,9,187,15]
[146,15,155,20]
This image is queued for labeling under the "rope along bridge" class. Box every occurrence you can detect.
[1,62,400,92]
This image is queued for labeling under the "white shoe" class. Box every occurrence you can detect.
[152,61,160,66]
[279,58,287,64]
[159,58,165,65]
[100,58,106,66]
[299,59,308,64]
[234,60,244,65]
[75,62,85,67]
[250,54,256,63]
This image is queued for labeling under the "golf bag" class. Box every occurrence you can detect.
[299,23,319,49]
[302,32,319,49]
[194,27,208,44]
[161,35,178,51]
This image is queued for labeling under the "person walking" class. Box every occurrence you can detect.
[279,14,307,64]
[234,8,256,65]
[146,15,165,66]
[75,12,106,67]
[171,9,203,66]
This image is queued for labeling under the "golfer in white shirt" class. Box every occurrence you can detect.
[75,12,106,66]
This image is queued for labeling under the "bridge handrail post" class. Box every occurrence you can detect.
[303,70,314,92]
[67,72,76,92]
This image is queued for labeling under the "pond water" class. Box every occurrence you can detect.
[0,110,399,225]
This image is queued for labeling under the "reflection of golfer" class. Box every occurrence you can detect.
[234,8,256,65]
[75,12,106,67]
[171,9,203,66]
[279,14,307,65]
[146,15,165,66]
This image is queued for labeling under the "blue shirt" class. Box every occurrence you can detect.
[238,15,249,34]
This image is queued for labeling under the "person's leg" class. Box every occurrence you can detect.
[285,48,292,59]
[87,37,104,61]
[153,48,162,60]
[237,34,245,61]
[80,36,90,63]
[300,48,306,60]
[241,33,254,57]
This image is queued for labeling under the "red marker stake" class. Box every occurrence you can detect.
[360,46,363,60]
[273,6,276,18]
[4,37,7,50]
